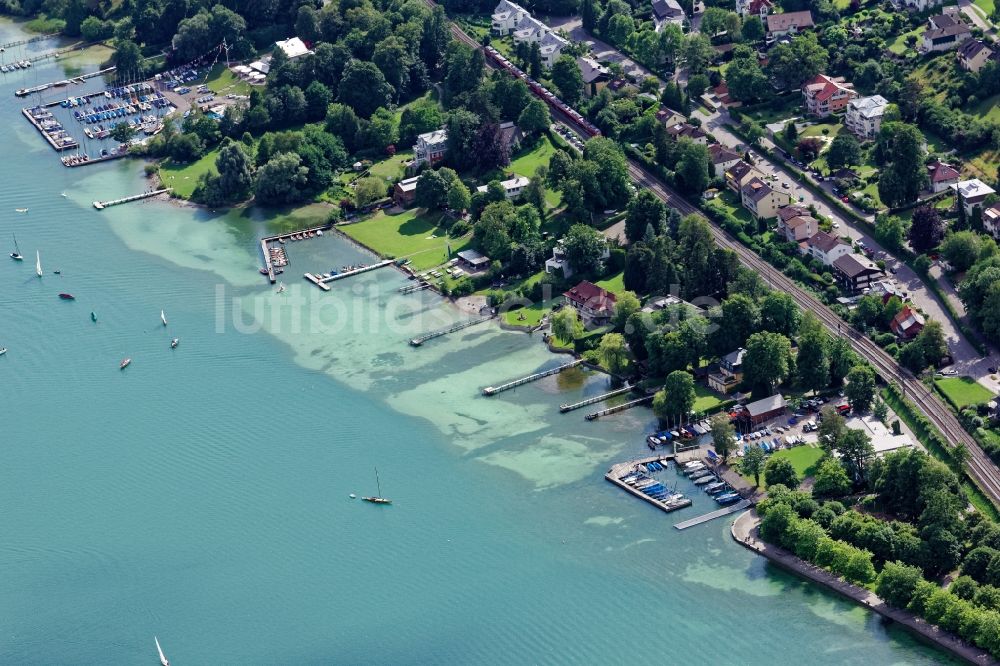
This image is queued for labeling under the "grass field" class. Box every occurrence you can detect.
[341,208,471,271]
[936,376,994,409]
[595,271,625,297]
[205,63,252,96]
[706,190,755,225]
[503,301,549,326]
[368,151,413,184]
[769,446,825,480]
[508,135,562,208]
[887,27,921,55]
[974,0,995,16]
[970,94,1000,123]
[693,385,725,413]
[158,149,220,198]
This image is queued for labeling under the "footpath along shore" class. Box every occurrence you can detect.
[731,510,998,665]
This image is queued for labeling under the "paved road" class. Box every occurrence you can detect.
[958,0,997,38]
[547,16,665,85]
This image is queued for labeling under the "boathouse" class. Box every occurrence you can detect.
[739,394,787,426]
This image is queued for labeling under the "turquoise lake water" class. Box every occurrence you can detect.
[0,20,959,664]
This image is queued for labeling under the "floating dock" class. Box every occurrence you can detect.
[410,314,496,347]
[483,359,584,396]
[585,394,654,420]
[304,260,395,290]
[605,456,692,514]
[560,385,633,413]
[93,188,171,209]
[399,281,432,295]
[21,107,77,151]
[673,499,752,530]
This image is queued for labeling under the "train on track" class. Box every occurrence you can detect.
[483,45,602,138]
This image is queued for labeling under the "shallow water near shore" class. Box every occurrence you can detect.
[0,20,962,664]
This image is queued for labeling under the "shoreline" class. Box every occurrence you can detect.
[730,510,998,666]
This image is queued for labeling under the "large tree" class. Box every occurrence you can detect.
[764,457,799,489]
[625,190,666,243]
[255,153,308,205]
[563,224,606,274]
[796,312,830,394]
[551,55,584,106]
[599,333,629,374]
[766,33,828,90]
[552,306,583,341]
[826,134,862,170]
[709,412,737,461]
[338,60,394,119]
[836,429,875,484]
[760,291,800,338]
[653,370,696,423]
[725,53,769,103]
[215,141,254,203]
[518,98,550,135]
[908,205,945,254]
[845,365,877,413]
[740,445,767,486]
[743,331,792,394]
[875,122,928,209]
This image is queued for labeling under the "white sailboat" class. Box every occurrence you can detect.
[35,250,42,277]
[154,636,169,666]
[160,309,167,326]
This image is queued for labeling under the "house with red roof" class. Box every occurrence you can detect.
[889,305,925,339]
[802,74,857,118]
[736,0,773,18]
[563,281,618,326]
[926,161,961,193]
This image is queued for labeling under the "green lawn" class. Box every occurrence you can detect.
[936,377,994,409]
[970,94,1000,123]
[595,271,625,297]
[887,27,922,55]
[368,151,414,183]
[503,300,549,326]
[341,208,472,271]
[693,384,725,413]
[158,149,220,198]
[706,190,755,225]
[205,63,252,96]
[801,122,844,139]
[974,0,994,16]
[508,135,563,208]
[770,446,825,480]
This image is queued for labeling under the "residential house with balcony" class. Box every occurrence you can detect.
[983,204,1000,240]
[708,347,745,394]
[844,95,887,140]
[802,74,857,117]
[492,0,530,35]
[725,160,765,193]
[708,143,741,178]
[413,129,448,167]
[741,178,790,220]
[780,214,818,242]
[563,280,617,326]
[765,10,814,41]
[655,106,686,128]
[833,253,884,292]
[803,231,851,266]
[952,179,997,217]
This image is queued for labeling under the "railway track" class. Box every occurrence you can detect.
[430,2,1000,508]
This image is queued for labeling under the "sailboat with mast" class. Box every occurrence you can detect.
[160,309,167,326]
[154,636,169,666]
[10,234,22,260]
[362,467,392,505]
[35,250,42,277]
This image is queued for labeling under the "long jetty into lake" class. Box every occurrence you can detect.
[482,359,584,396]
[560,385,633,413]
[585,395,654,420]
[674,499,752,530]
[304,260,395,291]
[17,66,117,98]
[605,456,692,514]
[399,281,432,295]
[410,314,496,347]
[0,32,60,50]
[93,188,171,209]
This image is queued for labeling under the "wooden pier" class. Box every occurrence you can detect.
[605,456,693,514]
[0,32,60,51]
[483,359,584,396]
[409,314,496,347]
[21,107,77,151]
[585,395,654,420]
[304,260,394,290]
[560,385,633,413]
[93,188,171,209]
[673,499,752,530]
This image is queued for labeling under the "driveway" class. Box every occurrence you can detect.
[958,0,997,38]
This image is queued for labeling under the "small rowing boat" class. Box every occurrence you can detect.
[120,357,131,370]
[0,348,7,356]
[58,293,75,300]
[15,208,27,213]
[170,338,179,349]
[91,311,97,322]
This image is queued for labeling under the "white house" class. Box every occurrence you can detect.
[926,160,961,194]
[506,8,568,68]
[803,231,852,266]
[983,204,1000,240]
[920,15,971,53]
[708,143,741,178]
[844,95,887,140]
[952,179,997,217]
[413,129,448,167]
[492,0,531,35]
[275,37,313,59]
[477,175,530,200]
[894,0,944,12]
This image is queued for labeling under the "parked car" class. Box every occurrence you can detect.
[841,195,850,202]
